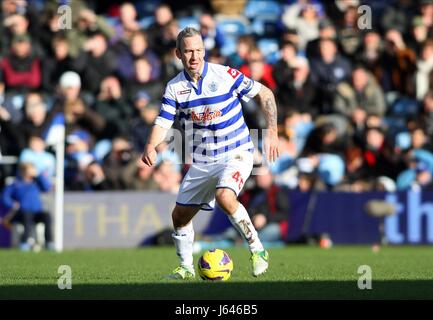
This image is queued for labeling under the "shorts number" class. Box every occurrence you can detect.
[232,171,244,190]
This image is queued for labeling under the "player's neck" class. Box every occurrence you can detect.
[186,63,205,83]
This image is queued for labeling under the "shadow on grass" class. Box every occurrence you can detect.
[1,280,433,300]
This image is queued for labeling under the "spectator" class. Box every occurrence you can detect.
[416,40,433,100]
[1,162,53,251]
[64,129,95,190]
[334,65,386,129]
[382,28,417,95]
[275,55,317,117]
[381,0,416,35]
[336,5,362,59]
[42,34,83,92]
[19,94,49,143]
[18,135,55,178]
[362,126,398,180]
[310,37,352,113]
[48,71,106,139]
[227,35,256,69]
[116,31,161,82]
[153,159,182,194]
[102,137,134,189]
[239,166,290,242]
[240,47,276,90]
[126,56,163,106]
[0,34,41,93]
[419,90,433,136]
[121,156,158,190]
[408,16,430,56]
[282,0,324,52]
[305,18,338,59]
[355,29,386,85]
[111,2,141,46]
[93,76,133,139]
[146,4,174,56]
[66,7,115,58]
[200,13,225,56]
[130,98,159,153]
[81,32,118,94]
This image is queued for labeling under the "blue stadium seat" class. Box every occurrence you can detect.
[178,16,200,30]
[220,36,238,57]
[217,18,249,38]
[257,38,280,64]
[244,0,282,20]
[139,16,155,29]
[135,0,161,17]
[250,17,281,37]
[104,16,119,27]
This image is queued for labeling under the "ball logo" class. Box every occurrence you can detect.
[191,107,222,123]
[227,68,240,79]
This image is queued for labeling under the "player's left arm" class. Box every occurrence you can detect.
[255,85,280,163]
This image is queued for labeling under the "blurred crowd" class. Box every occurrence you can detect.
[1,0,433,197]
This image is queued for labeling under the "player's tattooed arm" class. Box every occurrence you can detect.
[256,85,278,132]
[255,85,280,162]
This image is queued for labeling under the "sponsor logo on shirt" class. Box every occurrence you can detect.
[190,107,222,123]
[227,68,241,79]
[177,89,192,95]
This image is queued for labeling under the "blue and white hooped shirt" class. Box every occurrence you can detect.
[155,62,262,163]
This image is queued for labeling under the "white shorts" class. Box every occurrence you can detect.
[176,150,254,211]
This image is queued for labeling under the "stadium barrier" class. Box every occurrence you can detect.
[1,190,433,248]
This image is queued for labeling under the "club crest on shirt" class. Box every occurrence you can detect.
[190,107,222,123]
[208,81,218,92]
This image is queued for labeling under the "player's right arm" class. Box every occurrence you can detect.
[141,125,169,166]
[141,84,178,167]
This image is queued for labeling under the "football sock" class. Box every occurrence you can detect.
[172,222,194,270]
[228,203,264,253]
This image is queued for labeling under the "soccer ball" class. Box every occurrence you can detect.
[197,249,233,281]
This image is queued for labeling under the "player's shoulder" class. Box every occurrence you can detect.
[208,62,243,81]
[166,71,185,88]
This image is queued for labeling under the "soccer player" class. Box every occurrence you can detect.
[141,27,279,279]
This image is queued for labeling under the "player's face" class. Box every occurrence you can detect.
[176,35,205,77]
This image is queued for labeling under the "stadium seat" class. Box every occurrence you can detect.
[257,38,280,64]
[139,16,155,29]
[250,16,282,37]
[135,0,161,17]
[216,17,250,38]
[244,0,282,20]
[104,16,119,27]
[178,16,200,30]
[220,36,238,57]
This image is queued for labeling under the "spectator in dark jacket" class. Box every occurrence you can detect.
[310,37,352,113]
[93,76,134,139]
[80,33,117,94]
[42,34,83,92]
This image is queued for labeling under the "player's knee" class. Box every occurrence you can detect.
[215,188,236,209]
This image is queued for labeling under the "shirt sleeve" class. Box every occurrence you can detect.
[154,85,178,129]
[230,68,262,102]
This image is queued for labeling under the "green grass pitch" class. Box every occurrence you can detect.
[0,245,432,299]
